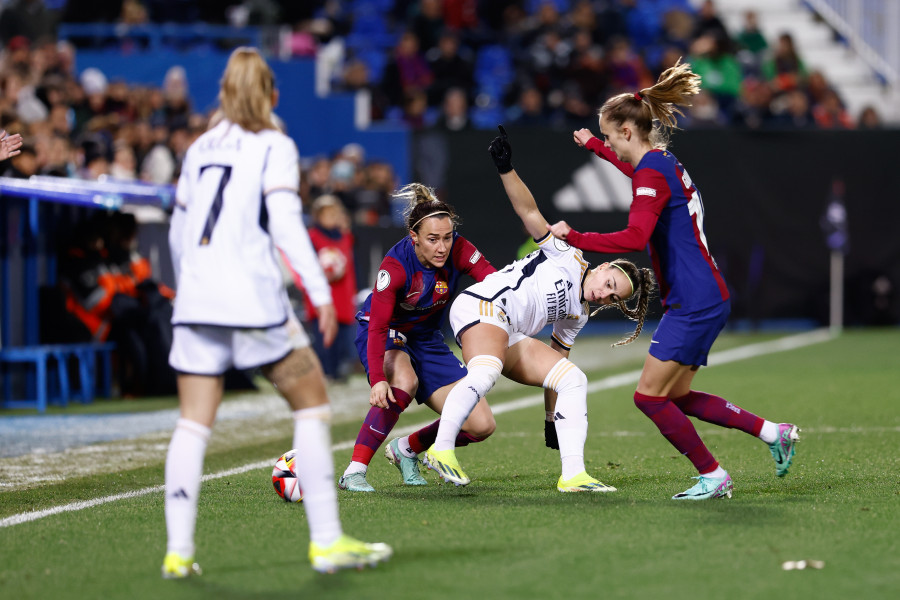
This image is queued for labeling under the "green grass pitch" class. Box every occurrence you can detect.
[0,329,897,599]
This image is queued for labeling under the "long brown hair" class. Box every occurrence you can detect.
[600,58,701,149]
[397,183,460,233]
[218,47,277,133]
[591,258,656,346]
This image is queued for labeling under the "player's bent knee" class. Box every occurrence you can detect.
[463,355,503,398]
[543,359,587,394]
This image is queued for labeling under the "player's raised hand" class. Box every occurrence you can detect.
[547,220,572,240]
[573,128,594,148]
[488,124,513,174]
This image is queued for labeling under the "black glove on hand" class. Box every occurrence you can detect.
[544,418,559,450]
[488,124,513,174]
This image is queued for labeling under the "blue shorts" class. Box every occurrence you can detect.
[649,300,730,367]
[355,322,466,404]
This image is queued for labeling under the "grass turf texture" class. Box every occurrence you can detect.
[0,329,897,599]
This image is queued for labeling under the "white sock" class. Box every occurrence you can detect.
[342,461,367,477]
[758,420,779,444]
[398,436,417,458]
[293,405,342,547]
[702,466,728,479]
[545,359,588,480]
[165,418,211,557]
[434,355,502,451]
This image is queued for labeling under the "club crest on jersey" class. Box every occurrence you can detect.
[376,269,390,291]
[434,280,448,294]
[496,308,510,325]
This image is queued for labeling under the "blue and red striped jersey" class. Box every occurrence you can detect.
[358,232,495,386]
[567,140,729,312]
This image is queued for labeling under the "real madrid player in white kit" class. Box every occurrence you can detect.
[424,126,655,492]
[162,48,390,578]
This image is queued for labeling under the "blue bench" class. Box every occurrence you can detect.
[0,343,115,413]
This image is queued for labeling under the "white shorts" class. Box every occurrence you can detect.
[449,293,528,348]
[169,313,310,375]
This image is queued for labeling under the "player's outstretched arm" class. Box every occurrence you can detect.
[488,125,548,240]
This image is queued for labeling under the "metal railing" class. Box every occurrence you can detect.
[804,0,900,85]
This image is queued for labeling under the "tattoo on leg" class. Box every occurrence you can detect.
[265,349,317,388]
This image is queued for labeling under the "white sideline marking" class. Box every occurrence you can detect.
[0,329,834,529]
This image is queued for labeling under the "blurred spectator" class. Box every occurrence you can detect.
[410,0,445,54]
[78,134,111,179]
[161,65,191,130]
[2,65,48,123]
[425,31,475,107]
[398,86,430,128]
[355,161,397,225]
[692,0,730,45]
[812,89,853,129]
[735,10,768,61]
[57,211,176,397]
[857,105,882,129]
[0,4,57,45]
[435,86,472,131]
[652,45,683,80]
[328,155,359,213]
[110,139,137,180]
[763,32,807,93]
[686,90,724,127]
[805,70,832,107]
[444,0,479,33]
[338,142,366,171]
[772,88,815,128]
[302,156,332,205]
[380,31,433,109]
[295,194,358,382]
[102,211,176,396]
[527,27,572,99]
[506,86,552,125]
[732,77,775,129]
[333,57,392,121]
[606,36,653,93]
[689,32,741,118]
[1,142,37,177]
[38,132,74,176]
[120,0,149,25]
[564,28,606,108]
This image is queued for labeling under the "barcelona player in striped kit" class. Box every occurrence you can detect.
[549,59,800,500]
[338,183,499,492]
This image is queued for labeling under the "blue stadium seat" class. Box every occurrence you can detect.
[0,343,115,413]
[474,45,514,86]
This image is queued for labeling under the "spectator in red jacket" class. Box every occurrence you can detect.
[297,194,359,381]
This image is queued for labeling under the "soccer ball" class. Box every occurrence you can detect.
[272,449,303,502]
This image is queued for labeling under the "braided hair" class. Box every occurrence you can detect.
[591,258,656,346]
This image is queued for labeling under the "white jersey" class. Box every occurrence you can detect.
[459,233,590,349]
[169,119,330,328]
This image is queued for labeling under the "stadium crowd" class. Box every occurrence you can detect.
[308,0,885,130]
[0,1,886,197]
